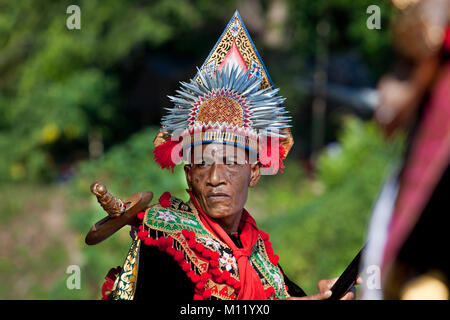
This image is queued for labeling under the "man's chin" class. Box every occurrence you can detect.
[204,204,232,219]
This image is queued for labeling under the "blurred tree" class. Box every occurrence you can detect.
[282,0,395,159]
[286,0,394,79]
[0,0,237,183]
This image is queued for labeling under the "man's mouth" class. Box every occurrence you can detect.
[207,192,230,201]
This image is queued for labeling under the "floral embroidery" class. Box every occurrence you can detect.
[219,252,238,272]
[272,272,283,290]
[156,210,177,222]
[197,236,221,251]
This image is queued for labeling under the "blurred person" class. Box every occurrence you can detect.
[361,0,450,299]
[87,11,357,301]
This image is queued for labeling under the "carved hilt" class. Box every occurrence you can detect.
[90,181,125,218]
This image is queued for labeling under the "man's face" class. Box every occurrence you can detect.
[184,143,261,222]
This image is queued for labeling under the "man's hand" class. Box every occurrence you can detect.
[285,277,362,300]
[374,55,439,138]
[85,190,153,245]
[374,75,419,137]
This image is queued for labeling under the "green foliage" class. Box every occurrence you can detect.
[317,117,403,190]
[0,183,79,299]
[287,0,394,80]
[0,0,237,183]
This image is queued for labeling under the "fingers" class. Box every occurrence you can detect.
[329,277,338,288]
[340,286,357,300]
[318,277,338,292]
[340,291,355,300]
[293,277,360,300]
[287,286,357,300]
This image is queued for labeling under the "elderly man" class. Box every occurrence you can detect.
[88,11,357,301]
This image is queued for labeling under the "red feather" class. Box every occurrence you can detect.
[153,138,183,172]
[258,137,286,173]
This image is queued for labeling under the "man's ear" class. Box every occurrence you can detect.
[184,164,193,191]
[249,163,261,188]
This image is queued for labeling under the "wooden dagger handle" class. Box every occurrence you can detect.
[86,181,153,245]
[90,181,125,218]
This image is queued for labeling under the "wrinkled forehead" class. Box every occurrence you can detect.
[184,143,258,165]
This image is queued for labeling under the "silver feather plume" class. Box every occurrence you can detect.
[161,64,291,137]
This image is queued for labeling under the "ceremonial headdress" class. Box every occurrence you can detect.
[153,11,293,173]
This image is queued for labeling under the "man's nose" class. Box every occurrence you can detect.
[207,163,226,187]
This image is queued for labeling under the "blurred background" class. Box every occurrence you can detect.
[0,0,405,299]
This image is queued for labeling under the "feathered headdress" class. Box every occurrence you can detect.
[153,10,293,173]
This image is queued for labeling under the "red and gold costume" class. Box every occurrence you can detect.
[108,191,294,300]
